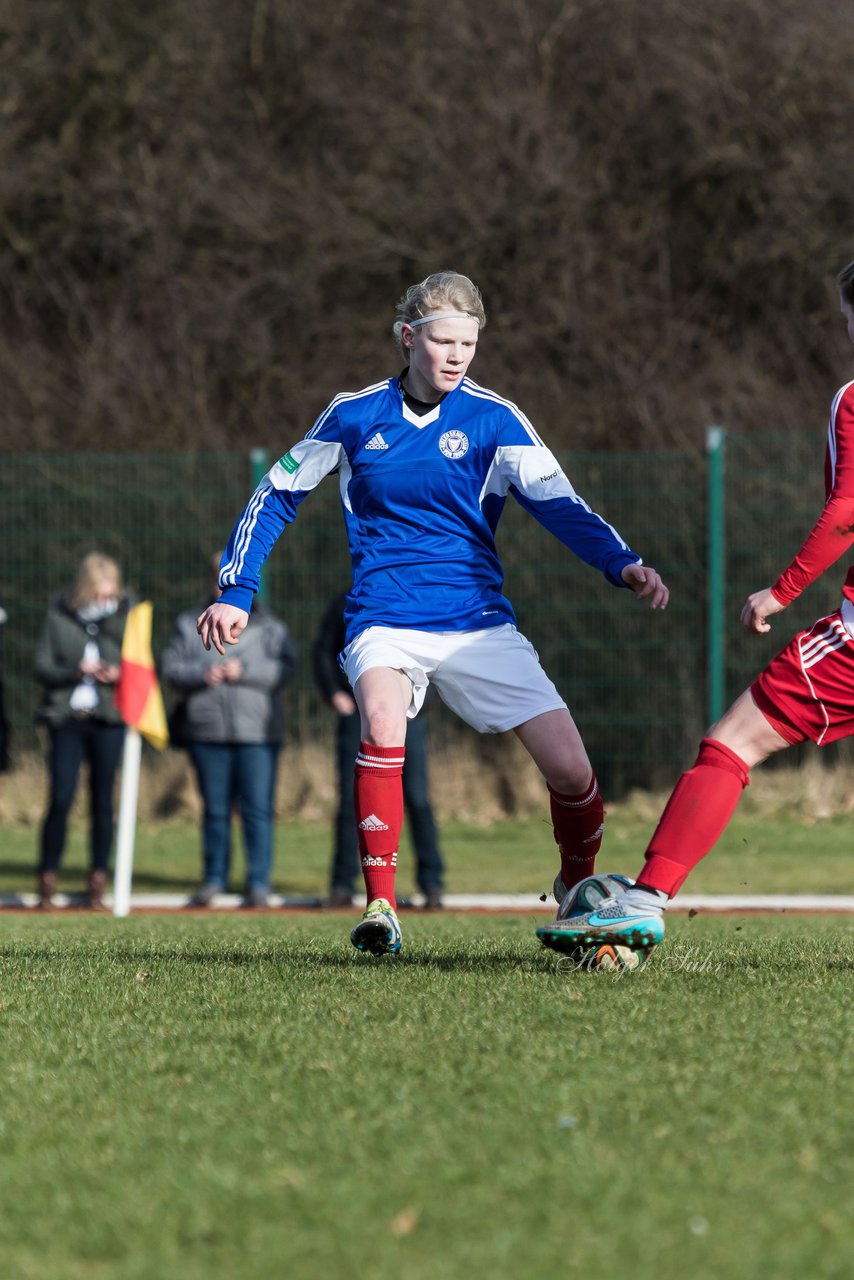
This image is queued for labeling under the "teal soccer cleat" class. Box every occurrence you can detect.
[350,898,402,957]
[537,891,665,956]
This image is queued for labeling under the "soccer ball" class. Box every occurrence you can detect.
[567,942,647,972]
[550,873,650,971]
[558,872,634,920]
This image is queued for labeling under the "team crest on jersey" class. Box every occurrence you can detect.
[439,430,469,459]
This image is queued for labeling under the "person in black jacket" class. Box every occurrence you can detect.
[34,553,129,909]
[313,591,444,908]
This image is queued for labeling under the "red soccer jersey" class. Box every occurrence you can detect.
[771,380,854,606]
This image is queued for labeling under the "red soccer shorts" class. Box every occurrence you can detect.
[751,608,854,746]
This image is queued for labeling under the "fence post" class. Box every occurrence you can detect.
[706,425,726,724]
[249,448,270,603]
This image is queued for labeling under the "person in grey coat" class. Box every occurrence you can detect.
[163,559,296,907]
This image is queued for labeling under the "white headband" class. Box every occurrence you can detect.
[407,311,478,328]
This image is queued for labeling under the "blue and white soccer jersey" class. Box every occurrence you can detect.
[219,374,640,647]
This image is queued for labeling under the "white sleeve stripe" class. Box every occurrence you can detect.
[306,381,391,440]
[460,379,545,446]
[220,480,273,585]
[828,379,854,484]
[830,379,854,420]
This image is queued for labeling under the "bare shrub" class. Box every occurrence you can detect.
[1,0,853,456]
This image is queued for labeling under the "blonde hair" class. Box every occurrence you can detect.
[68,552,122,611]
[392,271,486,360]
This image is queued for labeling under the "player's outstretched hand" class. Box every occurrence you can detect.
[621,562,669,610]
[196,602,248,654]
[740,587,786,635]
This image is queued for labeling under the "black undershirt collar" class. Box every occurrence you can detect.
[397,370,446,418]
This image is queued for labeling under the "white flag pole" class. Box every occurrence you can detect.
[113,727,142,918]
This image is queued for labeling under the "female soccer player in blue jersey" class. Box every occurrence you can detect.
[197,271,669,956]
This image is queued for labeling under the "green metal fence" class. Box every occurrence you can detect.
[0,433,839,793]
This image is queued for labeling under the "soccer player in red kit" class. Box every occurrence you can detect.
[538,258,854,956]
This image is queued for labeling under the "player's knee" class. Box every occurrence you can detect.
[546,761,594,796]
[362,709,405,748]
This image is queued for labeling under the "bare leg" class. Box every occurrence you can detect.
[353,667,412,747]
[513,708,592,792]
[515,708,602,890]
[709,689,791,767]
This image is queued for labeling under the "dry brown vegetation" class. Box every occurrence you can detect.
[4,741,854,829]
[2,0,854,455]
[0,736,548,827]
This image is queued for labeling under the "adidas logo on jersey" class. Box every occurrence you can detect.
[359,813,389,831]
[365,433,388,450]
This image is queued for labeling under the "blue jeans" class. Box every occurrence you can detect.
[187,742,279,892]
[331,712,444,895]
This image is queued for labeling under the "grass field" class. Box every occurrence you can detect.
[0,911,851,1280]
[2,788,852,1277]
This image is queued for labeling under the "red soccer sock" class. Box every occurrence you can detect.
[354,741,404,909]
[549,774,605,891]
[640,738,750,897]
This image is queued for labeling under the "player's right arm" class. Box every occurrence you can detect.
[739,586,788,635]
[197,601,249,655]
[196,409,346,652]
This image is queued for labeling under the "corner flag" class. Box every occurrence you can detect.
[114,601,169,748]
[112,602,168,917]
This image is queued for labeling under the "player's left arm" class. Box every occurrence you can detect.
[620,561,669,610]
[502,443,668,606]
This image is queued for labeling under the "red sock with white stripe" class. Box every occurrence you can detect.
[354,741,404,909]
[549,774,605,891]
[638,738,750,896]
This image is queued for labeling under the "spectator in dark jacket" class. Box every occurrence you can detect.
[35,553,129,910]
[313,590,444,908]
[163,558,296,908]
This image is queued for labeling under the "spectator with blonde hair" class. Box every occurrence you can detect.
[35,552,129,909]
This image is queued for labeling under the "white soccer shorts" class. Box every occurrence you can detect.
[341,623,567,734]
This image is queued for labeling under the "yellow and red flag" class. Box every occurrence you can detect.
[114,601,169,749]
